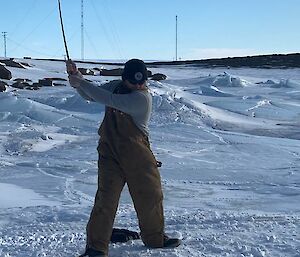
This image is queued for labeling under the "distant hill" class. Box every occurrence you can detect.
[149,53,300,68]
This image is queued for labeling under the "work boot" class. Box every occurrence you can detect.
[79,248,107,257]
[163,235,181,248]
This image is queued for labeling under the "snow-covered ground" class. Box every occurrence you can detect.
[0,59,299,257]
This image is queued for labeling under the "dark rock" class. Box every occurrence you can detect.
[41,135,48,140]
[37,78,67,87]
[78,68,95,75]
[147,70,153,77]
[150,73,167,81]
[29,82,42,89]
[0,64,12,80]
[44,77,67,81]
[32,82,42,88]
[53,82,66,86]
[0,80,7,92]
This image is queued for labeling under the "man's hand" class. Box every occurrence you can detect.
[66,59,78,75]
[66,59,84,88]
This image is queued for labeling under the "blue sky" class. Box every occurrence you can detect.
[0,0,299,61]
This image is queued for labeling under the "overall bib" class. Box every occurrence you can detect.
[86,83,164,254]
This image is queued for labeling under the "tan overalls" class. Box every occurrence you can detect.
[86,84,164,255]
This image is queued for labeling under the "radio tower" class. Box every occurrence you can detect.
[2,32,7,58]
[175,15,178,61]
[81,0,84,60]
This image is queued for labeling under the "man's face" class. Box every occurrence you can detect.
[124,80,147,90]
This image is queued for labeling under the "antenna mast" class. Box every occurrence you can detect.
[175,15,178,61]
[81,0,84,60]
[2,32,7,58]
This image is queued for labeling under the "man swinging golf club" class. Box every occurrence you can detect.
[67,59,181,257]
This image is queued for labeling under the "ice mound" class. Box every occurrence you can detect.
[0,93,96,127]
[0,93,67,124]
[260,79,299,88]
[168,73,253,89]
[166,75,215,87]
[242,95,263,100]
[35,94,104,114]
[152,91,176,111]
[149,81,177,111]
[247,99,272,111]
[212,72,253,87]
[199,85,233,97]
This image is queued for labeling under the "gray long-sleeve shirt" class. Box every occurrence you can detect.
[76,79,152,136]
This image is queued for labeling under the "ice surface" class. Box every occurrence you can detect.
[0,182,57,208]
[0,60,299,257]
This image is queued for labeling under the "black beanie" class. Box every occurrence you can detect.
[122,59,148,85]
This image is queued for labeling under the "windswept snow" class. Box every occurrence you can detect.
[0,60,299,257]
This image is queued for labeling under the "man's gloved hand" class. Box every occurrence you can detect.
[66,60,83,88]
[66,59,78,75]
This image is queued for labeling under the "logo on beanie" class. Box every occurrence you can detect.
[134,72,143,82]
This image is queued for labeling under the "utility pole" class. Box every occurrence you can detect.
[81,0,84,60]
[175,15,178,61]
[2,32,7,58]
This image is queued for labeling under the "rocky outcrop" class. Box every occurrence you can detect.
[0,59,25,69]
[78,68,95,75]
[44,77,67,81]
[150,73,167,81]
[100,68,123,76]
[10,78,67,89]
[26,83,40,90]
[38,78,67,87]
[20,62,32,67]
[13,78,32,83]
[11,81,29,89]
[11,81,41,90]
[0,80,7,92]
[53,82,66,86]
[0,65,12,80]
[38,79,53,87]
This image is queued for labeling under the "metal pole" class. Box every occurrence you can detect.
[2,32,7,58]
[81,0,84,60]
[58,0,70,60]
[175,15,178,61]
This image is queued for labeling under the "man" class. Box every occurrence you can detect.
[67,59,181,257]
